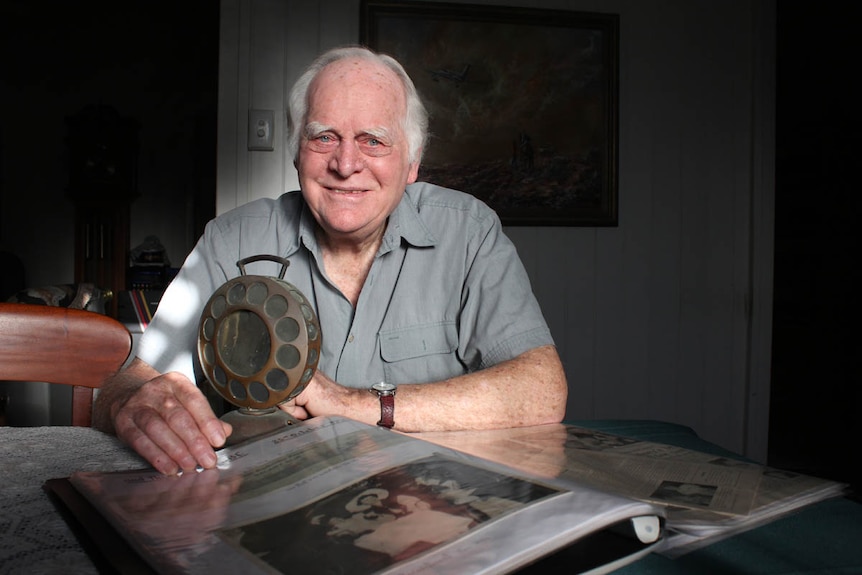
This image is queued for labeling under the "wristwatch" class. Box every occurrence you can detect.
[370,381,397,429]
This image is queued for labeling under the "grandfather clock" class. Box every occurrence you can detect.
[66,105,140,317]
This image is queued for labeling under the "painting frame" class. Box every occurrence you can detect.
[360,0,619,226]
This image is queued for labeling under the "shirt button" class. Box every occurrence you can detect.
[348,334,355,343]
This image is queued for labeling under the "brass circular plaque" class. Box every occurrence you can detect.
[197,264,321,410]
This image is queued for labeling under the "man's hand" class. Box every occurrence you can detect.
[94,358,232,475]
[277,370,368,423]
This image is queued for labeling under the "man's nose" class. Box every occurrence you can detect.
[329,141,365,177]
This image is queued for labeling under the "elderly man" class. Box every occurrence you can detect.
[94,46,567,475]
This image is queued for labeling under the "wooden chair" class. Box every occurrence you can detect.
[0,302,132,426]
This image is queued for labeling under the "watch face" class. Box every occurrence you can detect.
[372,381,397,393]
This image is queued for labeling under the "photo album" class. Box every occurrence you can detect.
[53,416,665,574]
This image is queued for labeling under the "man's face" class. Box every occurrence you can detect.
[297,58,420,242]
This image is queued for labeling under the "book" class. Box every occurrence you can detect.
[413,423,848,557]
[117,289,164,331]
[59,416,665,574]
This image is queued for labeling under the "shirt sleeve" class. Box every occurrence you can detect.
[457,210,555,370]
[135,222,232,383]
[134,194,301,384]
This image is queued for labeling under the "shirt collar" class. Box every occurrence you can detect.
[297,201,318,255]
[381,188,437,254]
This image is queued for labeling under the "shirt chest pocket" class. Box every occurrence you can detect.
[378,322,462,384]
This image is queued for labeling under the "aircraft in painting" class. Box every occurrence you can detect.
[428,64,471,86]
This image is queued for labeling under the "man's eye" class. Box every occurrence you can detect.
[359,137,392,157]
[306,134,337,152]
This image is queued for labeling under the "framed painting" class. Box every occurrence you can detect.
[361,0,619,226]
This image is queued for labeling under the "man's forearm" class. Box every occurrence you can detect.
[281,345,568,433]
[394,345,568,432]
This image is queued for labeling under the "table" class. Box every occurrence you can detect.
[0,426,146,574]
[574,421,862,574]
[2,423,861,575]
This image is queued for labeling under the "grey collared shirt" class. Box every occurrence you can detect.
[137,182,554,390]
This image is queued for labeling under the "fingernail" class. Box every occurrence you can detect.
[211,429,226,447]
[201,451,217,469]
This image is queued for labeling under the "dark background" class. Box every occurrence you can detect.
[0,0,219,294]
[0,2,858,494]
[770,4,860,494]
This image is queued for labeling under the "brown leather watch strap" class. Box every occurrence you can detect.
[378,393,395,428]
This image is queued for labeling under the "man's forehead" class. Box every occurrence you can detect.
[321,57,394,79]
[311,58,404,102]
[306,59,406,134]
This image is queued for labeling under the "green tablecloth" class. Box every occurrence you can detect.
[572,420,862,574]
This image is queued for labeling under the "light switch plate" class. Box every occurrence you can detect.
[248,109,274,151]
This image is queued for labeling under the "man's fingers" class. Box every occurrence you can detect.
[110,370,231,474]
[220,420,233,441]
[149,372,226,470]
[173,380,229,448]
[278,402,309,420]
[158,402,218,470]
[117,414,185,475]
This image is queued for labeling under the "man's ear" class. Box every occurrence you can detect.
[407,159,421,184]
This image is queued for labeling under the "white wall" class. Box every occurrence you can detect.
[217,0,775,460]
